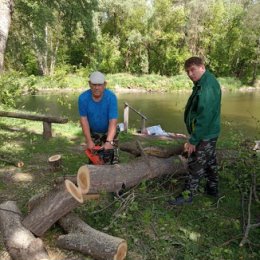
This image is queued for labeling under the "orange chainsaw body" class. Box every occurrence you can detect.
[85,146,104,165]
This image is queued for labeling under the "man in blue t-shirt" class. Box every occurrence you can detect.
[78,71,119,164]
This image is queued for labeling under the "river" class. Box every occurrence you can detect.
[15,90,260,137]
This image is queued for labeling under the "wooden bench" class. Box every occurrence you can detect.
[0,111,68,139]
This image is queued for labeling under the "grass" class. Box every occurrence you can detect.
[0,112,260,260]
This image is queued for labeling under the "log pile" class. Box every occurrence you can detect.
[0,141,189,260]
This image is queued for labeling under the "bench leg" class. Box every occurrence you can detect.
[43,122,52,139]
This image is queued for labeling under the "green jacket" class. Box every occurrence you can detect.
[184,70,221,145]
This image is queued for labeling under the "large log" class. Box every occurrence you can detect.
[22,179,83,237]
[0,201,49,260]
[57,155,186,194]
[57,213,127,260]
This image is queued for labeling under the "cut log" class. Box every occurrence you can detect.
[77,164,90,193]
[48,154,62,171]
[0,155,24,167]
[22,180,83,236]
[0,201,49,260]
[57,213,127,260]
[57,155,186,194]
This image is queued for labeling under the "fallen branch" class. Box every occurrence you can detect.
[0,155,24,168]
[240,186,260,247]
[119,142,184,157]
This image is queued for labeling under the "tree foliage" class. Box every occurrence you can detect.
[1,0,260,83]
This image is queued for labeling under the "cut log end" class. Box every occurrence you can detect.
[115,241,127,260]
[17,161,24,167]
[48,154,62,171]
[77,165,90,194]
[65,180,83,203]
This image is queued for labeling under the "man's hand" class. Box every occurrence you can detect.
[184,142,196,155]
[86,140,95,150]
[103,142,114,150]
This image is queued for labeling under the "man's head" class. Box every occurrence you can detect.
[89,71,107,100]
[184,57,206,83]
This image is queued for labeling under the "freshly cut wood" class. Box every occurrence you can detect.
[57,155,186,194]
[0,201,49,260]
[22,180,83,237]
[77,164,90,193]
[48,154,62,171]
[57,213,127,260]
[0,155,24,167]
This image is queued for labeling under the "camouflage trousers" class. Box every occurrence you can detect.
[186,138,218,195]
[91,126,120,165]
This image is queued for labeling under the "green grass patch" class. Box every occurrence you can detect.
[0,111,259,259]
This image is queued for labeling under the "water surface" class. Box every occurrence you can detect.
[16,90,260,137]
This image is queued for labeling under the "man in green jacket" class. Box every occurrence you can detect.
[169,57,222,205]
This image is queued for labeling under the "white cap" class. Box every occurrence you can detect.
[89,71,105,84]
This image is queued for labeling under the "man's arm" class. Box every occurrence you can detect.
[103,118,117,150]
[80,117,95,149]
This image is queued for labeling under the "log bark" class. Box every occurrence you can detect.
[57,213,127,260]
[0,201,49,260]
[22,180,83,237]
[57,155,186,194]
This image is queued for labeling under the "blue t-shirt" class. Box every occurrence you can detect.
[78,89,118,133]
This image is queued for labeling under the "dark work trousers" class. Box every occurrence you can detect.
[90,126,120,165]
[186,138,218,195]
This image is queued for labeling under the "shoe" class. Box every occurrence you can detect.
[168,194,193,206]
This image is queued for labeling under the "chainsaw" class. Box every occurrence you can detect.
[85,145,114,165]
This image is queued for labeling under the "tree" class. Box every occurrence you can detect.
[0,0,13,73]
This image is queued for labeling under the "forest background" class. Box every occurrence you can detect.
[0,0,260,103]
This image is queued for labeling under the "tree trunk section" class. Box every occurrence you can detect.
[22,180,83,237]
[0,0,13,72]
[57,213,127,260]
[0,201,49,260]
[57,156,186,194]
